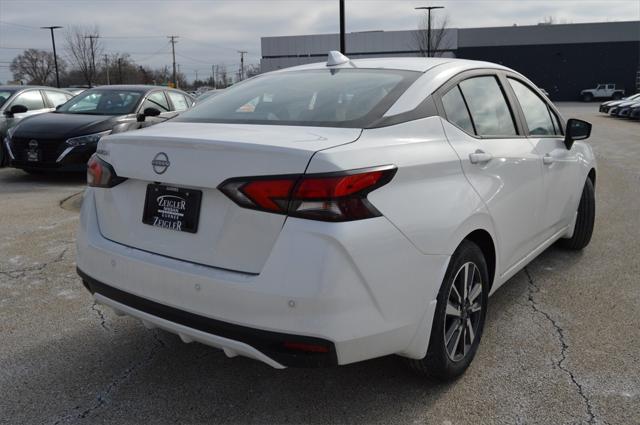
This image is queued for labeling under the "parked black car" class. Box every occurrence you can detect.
[1,85,74,166]
[6,85,194,173]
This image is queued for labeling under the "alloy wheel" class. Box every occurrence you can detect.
[444,262,483,362]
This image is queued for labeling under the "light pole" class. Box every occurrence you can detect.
[339,0,346,54]
[41,26,62,87]
[415,6,444,57]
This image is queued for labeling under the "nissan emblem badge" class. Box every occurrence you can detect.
[151,152,170,174]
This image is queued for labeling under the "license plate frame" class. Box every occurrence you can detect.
[142,184,202,234]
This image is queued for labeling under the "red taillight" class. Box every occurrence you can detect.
[241,179,295,212]
[87,154,126,188]
[219,166,396,222]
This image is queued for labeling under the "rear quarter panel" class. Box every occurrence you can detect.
[306,116,494,257]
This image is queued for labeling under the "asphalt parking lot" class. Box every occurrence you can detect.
[1,103,638,425]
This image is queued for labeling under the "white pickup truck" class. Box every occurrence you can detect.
[581,83,625,101]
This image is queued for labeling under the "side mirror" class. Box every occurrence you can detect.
[136,107,161,122]
[3,104,28,118]
[564,118,592,150]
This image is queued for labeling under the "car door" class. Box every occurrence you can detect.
[437,72,545,275]
[7,89,49,120]
[505,77,581,241]
[606,84,615,96]
[594,84,606,98]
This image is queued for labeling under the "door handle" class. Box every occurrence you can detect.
[543,154,555,165]
[469,150,493,164]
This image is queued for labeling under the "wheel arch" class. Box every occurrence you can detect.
[463,229,496,290]
[587,168,596,188]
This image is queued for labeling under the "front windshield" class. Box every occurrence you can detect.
[57,89,143,115]
[0,90,16,108]
[176,69,419,128]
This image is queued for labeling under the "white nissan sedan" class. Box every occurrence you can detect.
[76,52,595,380]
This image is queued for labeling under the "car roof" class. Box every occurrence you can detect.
[84,85,168,92]
[81,85,192,97]
[0,85,70,91]
[274,57,511,74]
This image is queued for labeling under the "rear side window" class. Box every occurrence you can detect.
[441,86,475,134]
[508,78,557,136]
[142,91,170,112]
[45,90,72,107]
[12,90,45,111]
[459,76,517,136]
[167,91,189,111]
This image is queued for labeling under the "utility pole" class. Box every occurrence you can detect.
[117,58,123,83]
[415,6,444,57]
[84,34,99,85]
[103,54,110,85]
[211,64,215,89]
[195,69,198,83]
[339,0,346,54]
[41,26,62,88]
[238,50,247,81]
[168,35,179,88]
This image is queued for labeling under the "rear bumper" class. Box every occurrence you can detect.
[78,268,336,367]
[76,188,449,367]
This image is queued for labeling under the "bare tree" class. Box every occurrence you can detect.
[413,14,451,57]
[10,49,64,84]
[246,64,261,78]
[65,26,103,86]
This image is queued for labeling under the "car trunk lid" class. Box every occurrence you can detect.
[93,122,361,274]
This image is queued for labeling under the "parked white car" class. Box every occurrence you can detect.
[581,83,624,102]
[76,52,596,380]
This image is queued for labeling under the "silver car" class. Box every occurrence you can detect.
[0,86,74,166]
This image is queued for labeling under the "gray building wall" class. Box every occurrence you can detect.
[261,29,457,71]
[260,21,640,100]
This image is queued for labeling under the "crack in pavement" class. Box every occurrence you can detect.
[0,248,69,279]
[524,267,598,425]
[91,301,110,331]
[50,330,167,425]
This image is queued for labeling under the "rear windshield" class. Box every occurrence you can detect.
[175,69,419,128]
[57,89,143,115]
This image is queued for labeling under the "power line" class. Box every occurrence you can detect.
[128,43,171,62]
[100,35,167,39]
[0,21,40,30]
[175,51,211,65]
[180,36,247,53]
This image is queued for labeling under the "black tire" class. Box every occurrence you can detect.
[559,178,595,250]
[0,142,7,168]
[406,240,489,381]
[612,92,622,100]
[582,93,593,102]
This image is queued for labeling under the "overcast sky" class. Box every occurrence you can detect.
[1,0,639,83]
